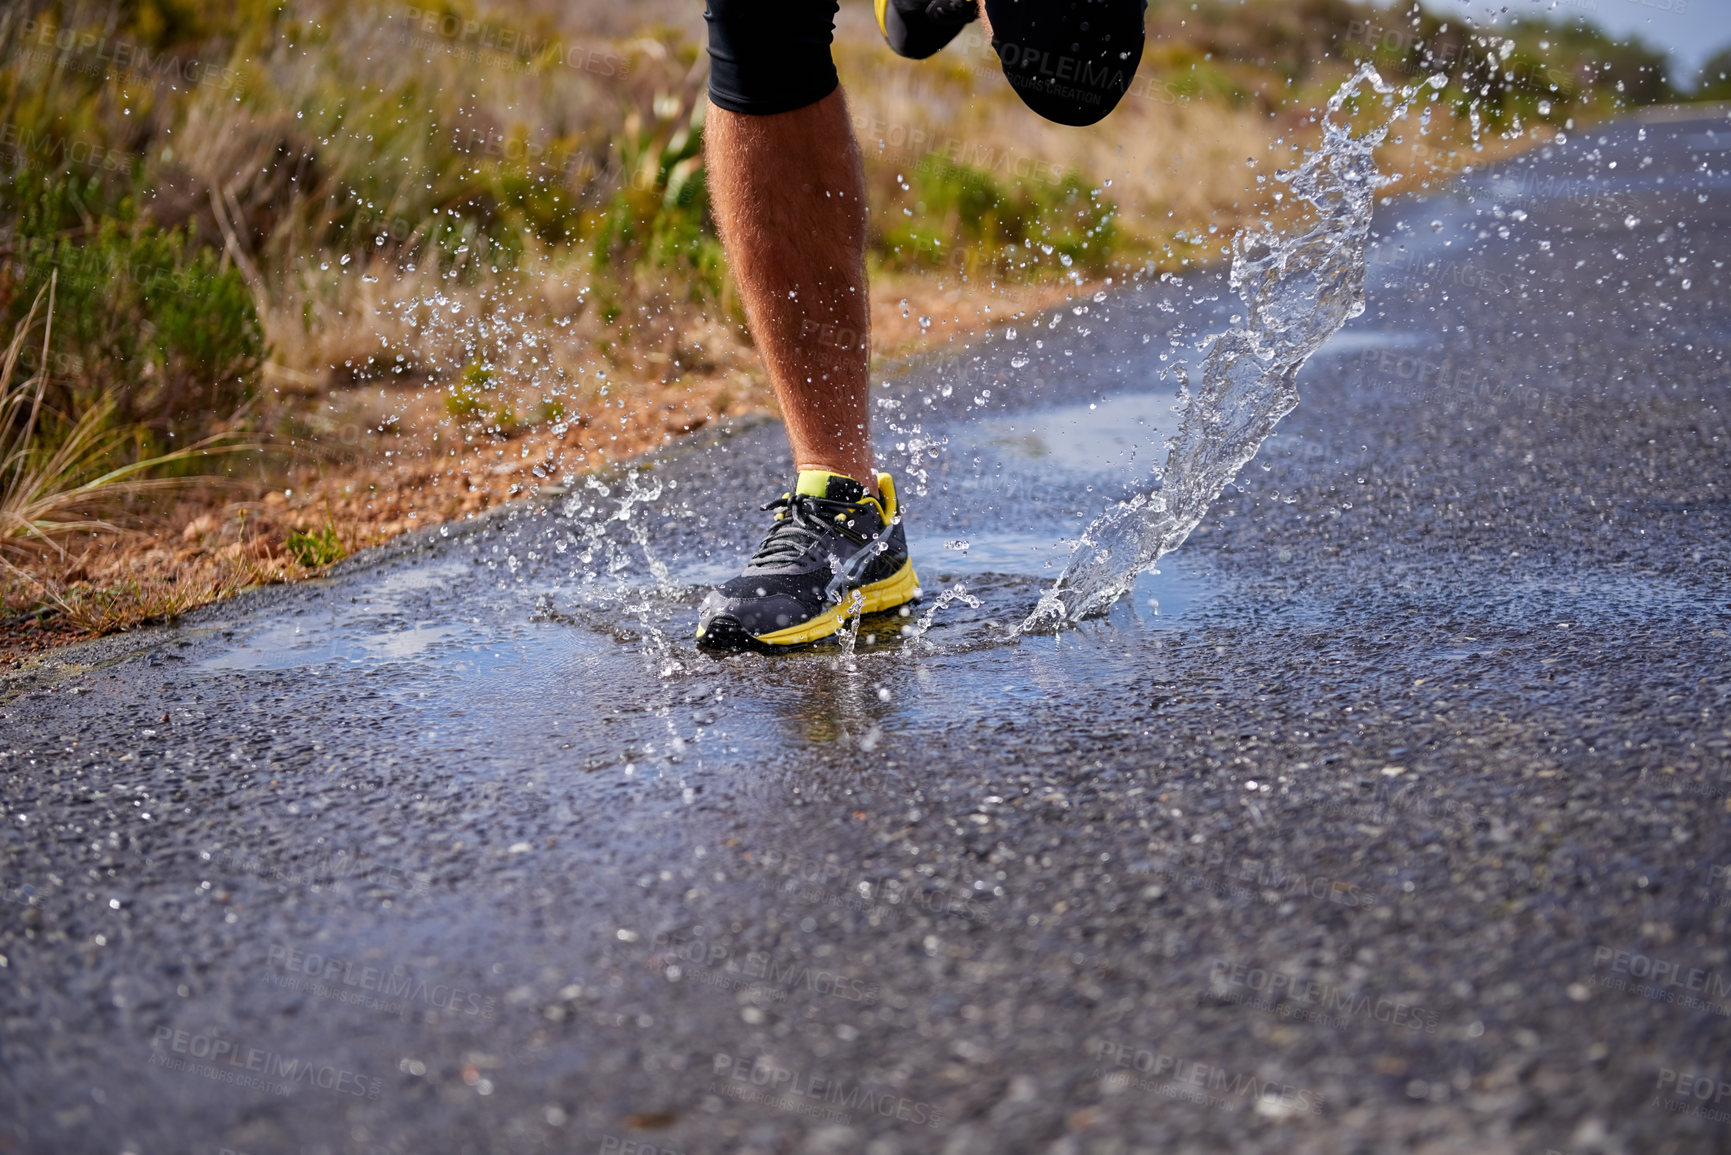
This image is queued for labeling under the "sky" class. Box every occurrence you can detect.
[1372,0,1731,88]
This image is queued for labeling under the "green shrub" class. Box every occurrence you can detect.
[1331,4,1676,126]
[0,168,264,444]
[590,96,727,302]
[445,361,497,422]
[873,160,1122,278]
[444,361,525,431]
[285,524,345,567]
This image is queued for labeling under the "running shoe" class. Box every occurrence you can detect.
[877,0,979,60]
[986,0,1146,126]
[695,470,920,651]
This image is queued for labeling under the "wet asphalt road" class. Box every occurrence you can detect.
[3,106,1730,1155]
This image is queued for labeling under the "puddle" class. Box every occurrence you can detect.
[960,390,1184,478]
[200,619,467,672]
[907,531,1075,576]
[201,559,475,671]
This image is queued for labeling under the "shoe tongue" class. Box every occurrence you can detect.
[795,470,864,503]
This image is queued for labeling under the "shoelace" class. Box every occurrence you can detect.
[750,493,872,567]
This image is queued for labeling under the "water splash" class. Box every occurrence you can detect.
[559,469,675,594]
[902,582,983,649]
[875,394,947,498]
[558,468,686,677]
[1021,65,1431,631]
[834,588,868,669]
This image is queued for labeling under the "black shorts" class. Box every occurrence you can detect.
[704,0,1145,127]
[704,0,844,117]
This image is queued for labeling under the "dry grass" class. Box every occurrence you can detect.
[0,279,252,576]
[45,564,257,635]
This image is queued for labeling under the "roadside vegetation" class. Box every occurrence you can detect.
[0,0,1712,653]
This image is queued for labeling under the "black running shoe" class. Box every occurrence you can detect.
[877,0,979,60]
[696,470,921,651]
[985,0,1146,126]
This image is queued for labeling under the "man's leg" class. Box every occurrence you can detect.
[705,90,875,495]
[694,0,919,650]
